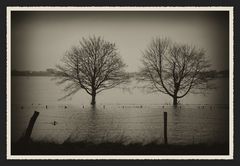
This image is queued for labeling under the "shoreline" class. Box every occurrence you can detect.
[12,140,229,155]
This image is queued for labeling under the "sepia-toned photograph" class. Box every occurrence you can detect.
[7,7,233,160]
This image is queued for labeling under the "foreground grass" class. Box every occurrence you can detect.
[12,140,229,155]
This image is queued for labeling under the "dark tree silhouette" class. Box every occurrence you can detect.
[138,38,214,106]
[54,36,129,106]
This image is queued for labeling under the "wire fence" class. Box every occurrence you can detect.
[11,103,229,144]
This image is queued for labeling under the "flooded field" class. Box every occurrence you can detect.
[12,104,229,145]
[11,76,229,145]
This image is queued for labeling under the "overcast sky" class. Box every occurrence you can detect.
[11,11,229,72]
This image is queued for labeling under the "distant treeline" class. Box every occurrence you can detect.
[11,69,55,76]
[203,70,229,78]
[11,68,229,78]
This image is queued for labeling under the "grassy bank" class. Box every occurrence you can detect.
[12,140,229,155]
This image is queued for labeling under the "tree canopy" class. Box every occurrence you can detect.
[138,38,214,106]
[54,36,129,105]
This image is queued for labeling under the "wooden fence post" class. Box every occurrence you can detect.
[24,111,39,142]
[164,112,168,145]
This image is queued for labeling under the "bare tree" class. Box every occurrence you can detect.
[54,36,129,106]
[138,38,214,106]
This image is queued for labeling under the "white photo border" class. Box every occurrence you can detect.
[6,6,234,160]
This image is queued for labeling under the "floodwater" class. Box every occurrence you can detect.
[11,76,229,145]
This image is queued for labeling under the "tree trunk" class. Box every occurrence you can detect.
[91,93,96,106]
[173,96,178,106]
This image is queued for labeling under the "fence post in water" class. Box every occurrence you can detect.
[164,112,168,145]
[24,111,39,142]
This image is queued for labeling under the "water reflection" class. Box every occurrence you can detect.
[86,106,98,142]
[55,104,227,145]
[11,76,229,145]
[11,103,229,145]
[11,76,229,106]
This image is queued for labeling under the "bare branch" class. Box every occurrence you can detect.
[138,37,214,105]
[53,36,129,105]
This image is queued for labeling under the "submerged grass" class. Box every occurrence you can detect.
[12,138,229,155]
[11,105,229,155]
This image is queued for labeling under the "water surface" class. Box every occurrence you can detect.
[11,76,229,145]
